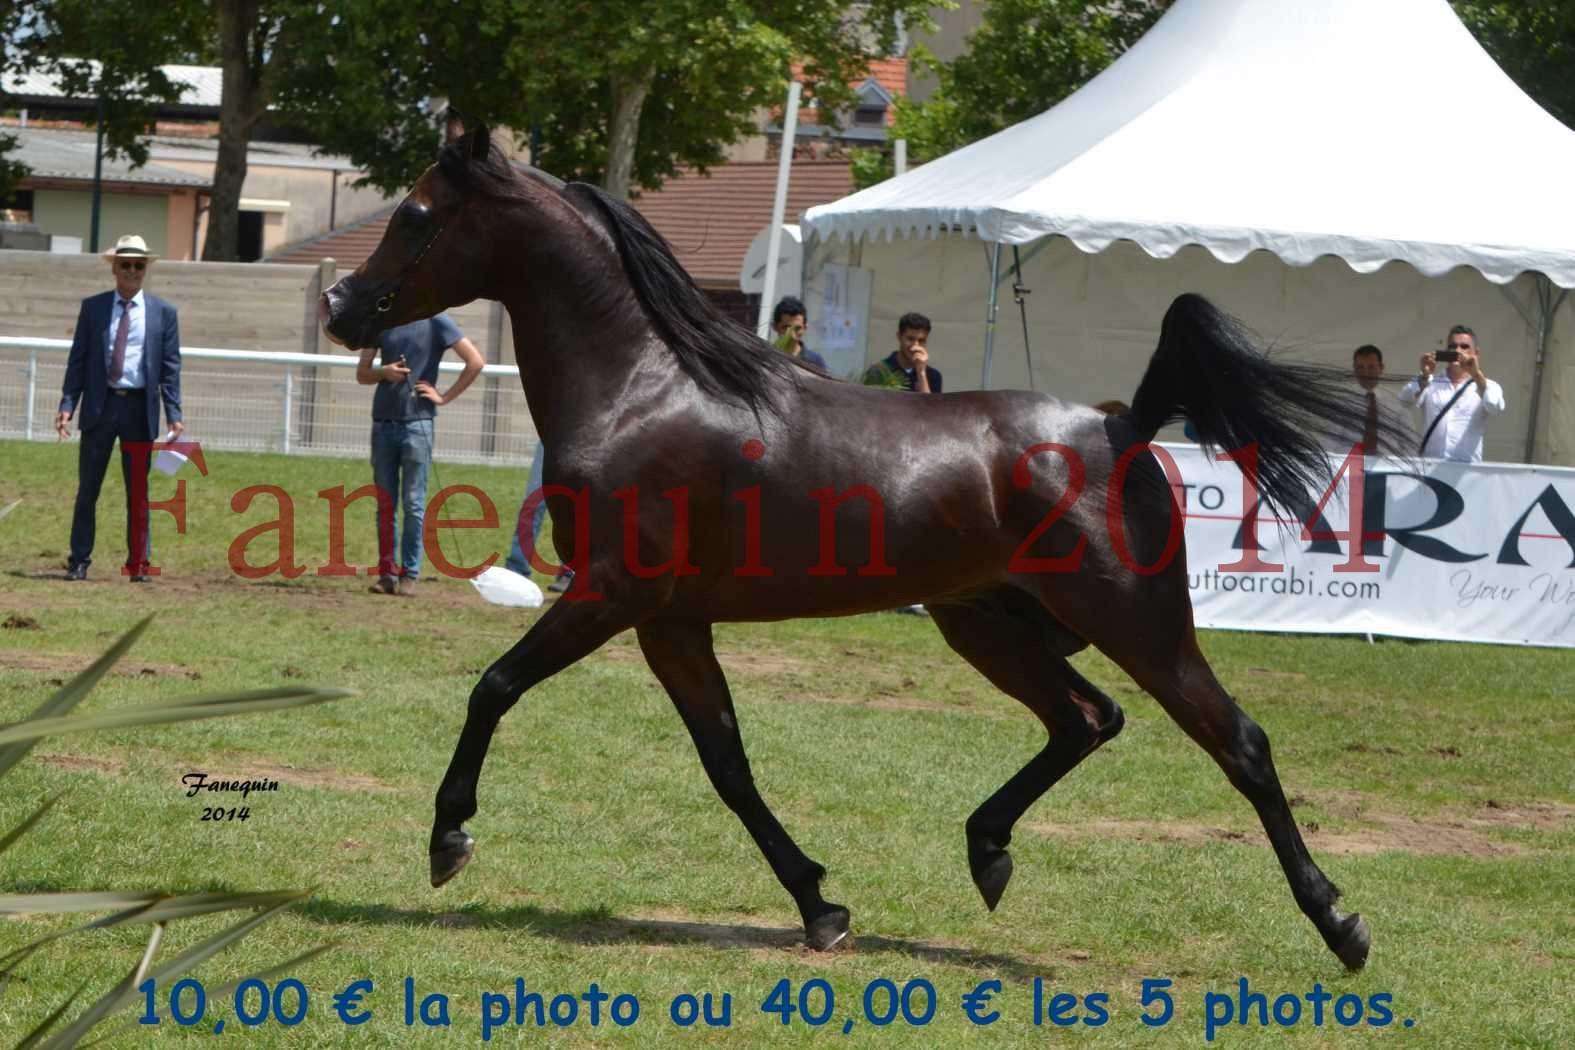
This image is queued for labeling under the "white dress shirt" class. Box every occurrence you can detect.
[1397,371,1506,462]
[106,289,147,389]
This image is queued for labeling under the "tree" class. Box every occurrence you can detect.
[4,0,332,260]
[3,1,206,203]
[1450,1,1575,129]
[277,0,935,201]
[4,0,931,252]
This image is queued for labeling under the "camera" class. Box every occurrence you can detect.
[1435,349,1459,363]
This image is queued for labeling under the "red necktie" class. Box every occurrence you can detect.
[109,299,132,384]
[1362,391,1378,454]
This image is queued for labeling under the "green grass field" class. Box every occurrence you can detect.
[2,439,1572,1048]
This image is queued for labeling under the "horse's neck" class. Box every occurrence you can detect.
[497,240,669,443]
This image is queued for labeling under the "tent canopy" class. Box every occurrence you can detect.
[803,0,1575,288]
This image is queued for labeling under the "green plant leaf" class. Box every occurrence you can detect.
[0,617,152,777]
[14,981,89,1050]
[0,793,62,855]
[39,897,307,1048]
[0,688,353,747]
[0,891,310,975]
[83,942,339,1046]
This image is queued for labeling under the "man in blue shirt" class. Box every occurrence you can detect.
[356,314,484,595]
[55,234,185,582]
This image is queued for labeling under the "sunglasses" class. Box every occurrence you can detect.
[117,259,147,272]
[1447,342,1471,350]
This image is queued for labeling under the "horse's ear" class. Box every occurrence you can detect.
[469,124,491,162]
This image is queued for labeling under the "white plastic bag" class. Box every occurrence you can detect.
[469,565,544,608]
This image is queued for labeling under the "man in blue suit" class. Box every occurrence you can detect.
[54,234,185,582]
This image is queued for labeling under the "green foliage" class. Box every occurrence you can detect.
[0,618,351,1046]
[276,0,934,194]
[1450,0,1575,128]
[4,0,212,168]
[0,131,26,200]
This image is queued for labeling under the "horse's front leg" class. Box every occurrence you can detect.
[636,618,849,951]
[430,595,631,887]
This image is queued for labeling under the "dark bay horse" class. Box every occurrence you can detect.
[321,126,1377,969]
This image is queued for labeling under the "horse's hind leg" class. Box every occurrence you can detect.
[430,597,632,888]
[928,588,1125,912]
[1096,618,1370,970]
[637,618,849,950]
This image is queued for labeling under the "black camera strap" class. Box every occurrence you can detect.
[1418,379,1473,455]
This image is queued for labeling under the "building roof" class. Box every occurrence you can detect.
[8,127,212,189]
[268,161,855,288]
[2,63,223,109]
[267,203,397,267]
[632,161,854,284]
[144,134,357,172]
[864,58,908,101]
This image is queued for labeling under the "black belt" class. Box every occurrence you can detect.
[109,388,146,398]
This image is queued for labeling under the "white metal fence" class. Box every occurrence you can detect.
[2,337,539,466]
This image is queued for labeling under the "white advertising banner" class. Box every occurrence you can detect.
[1161,444,1575,648]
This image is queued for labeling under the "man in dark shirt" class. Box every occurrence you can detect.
[356,314,484,595]
[862,311,942,393]
[770,295,828,371]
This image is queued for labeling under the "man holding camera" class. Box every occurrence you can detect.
[1398,324,1505,463]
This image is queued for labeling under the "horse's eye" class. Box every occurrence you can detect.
[398,203,431,231]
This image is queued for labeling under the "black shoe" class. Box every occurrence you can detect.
[547,573,574,593]
[65,563,88,581]
[129,574,151,583]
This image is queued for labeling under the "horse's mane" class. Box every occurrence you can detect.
[437,136,804,418]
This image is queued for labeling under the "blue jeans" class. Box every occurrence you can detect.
[371,418,433,578]
[505,442,573,579]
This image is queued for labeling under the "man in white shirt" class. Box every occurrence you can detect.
[1397,325,1505,463]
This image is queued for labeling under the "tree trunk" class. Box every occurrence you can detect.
[602,67,654,202]
[203,0,267,261]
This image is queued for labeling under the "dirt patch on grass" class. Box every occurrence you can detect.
[3,613,42,630]
[180,761,398,794]
[1025,798,1574,859]
[1,652,202,680]
[36,753,127,775]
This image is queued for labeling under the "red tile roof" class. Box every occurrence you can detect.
[864,58,908,101]
[267,204,396,268]
[632,161,854,286]
[790,57,907,125]
[268,160,854,289]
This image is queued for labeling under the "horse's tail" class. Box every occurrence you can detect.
[1127,293,1363,520]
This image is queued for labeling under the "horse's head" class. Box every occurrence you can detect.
[319,125,501,349]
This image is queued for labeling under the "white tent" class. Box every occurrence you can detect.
[801,0,1575,463]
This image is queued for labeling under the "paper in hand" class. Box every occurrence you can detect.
[153,429,190,476]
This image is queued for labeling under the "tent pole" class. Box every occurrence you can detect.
[1012,244,1034,391]
[756,80,802,339]
[1523,275,1568,462]
[981,242,1002,388]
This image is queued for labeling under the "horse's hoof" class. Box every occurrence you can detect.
[429,829,475,888]
[971,849,1014,912]
[805,907,852,952]
[1332,912,1371,971]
